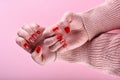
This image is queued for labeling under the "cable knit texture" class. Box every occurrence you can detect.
[80,0,120,40]
[57,33,120,77]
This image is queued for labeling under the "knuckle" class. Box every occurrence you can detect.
[31,23,39,28]
[64,11,73,17]
[16,37,21,44]
[17,30,22,36]
[61,11,74,23]
[22,24,29,29]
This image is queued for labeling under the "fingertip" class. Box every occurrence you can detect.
[29,36,35,43]
[43,39,51,47]
[52,27,59,32]
[60,39,67,48]
[23,43,30,49]
[16,37,24,45]
[36,30,41,34]
[56,34,63,41]
[61,12,73,23]
[31,46,45,65]
[35,46,42,54]
[64,26,71,34]
[31,33,37,39]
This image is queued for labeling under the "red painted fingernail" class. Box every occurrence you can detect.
[60,39,67,48]
[36,30,41,34]
[24,43,29,49]
[64,26,70,34]
[57,34,63,41]
[32,34,37,39]
[60,39,65,44]
[29,37,34,43]
[63,43,67,48]
[35,46,41,53]
[52,27,59,32]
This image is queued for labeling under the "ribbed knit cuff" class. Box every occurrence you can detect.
[80,0,120,40]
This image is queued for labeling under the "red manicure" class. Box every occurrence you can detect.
[32,34,37,39]
[36,30,41,34]
[64,26,70,34]
[63,43,67,48]
[29,37,34,43]
[60,39,67,48]
[60,39,65,44]
[52,27,59,32]
[57,34,63,41]
[35,46,41,54]
[24,43,29,49]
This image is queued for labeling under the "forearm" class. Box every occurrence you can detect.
[80,0,120,40]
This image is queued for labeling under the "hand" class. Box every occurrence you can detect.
[16,23,56,65]
[44,12,89,53]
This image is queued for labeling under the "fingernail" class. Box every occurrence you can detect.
[60,39,65,44]
[64,26,70,34]
[52,27,59,32]
[57,34,63,41]
[29,37,34,43]
[24,43,29,49]
[35,46,41,54]
[60,39,67,48]
[36,30,41,34]
[32,34,37,39]
[63,43,67,48]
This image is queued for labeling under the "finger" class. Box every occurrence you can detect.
[57,21,71,34]
[29,23,40,32]
[59,12,74,34]
[22,24,34,35]
[19,24,45,43]
[49,41,63,52]
[29,27,45,43]
[42,26,57,39]
[31,46,45,65]
[44,35,58,47]
[60,12,83,34]
[17,28,31,42]
[60,12,73,23]
[55,39,68,53]
[50,21,71,38]
[16,37,31,52]
[29,23,45,34]
[29,23,45,42]
[22,24,38,42]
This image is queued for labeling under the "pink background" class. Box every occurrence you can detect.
[0,0,120,80]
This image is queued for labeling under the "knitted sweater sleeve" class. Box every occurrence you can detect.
[80,0,120,40]
[86,33,120,76]
[58,33,120,77]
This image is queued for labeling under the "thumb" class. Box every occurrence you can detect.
[31,44,56,65]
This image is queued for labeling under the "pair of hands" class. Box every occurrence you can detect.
[16,12,89,65]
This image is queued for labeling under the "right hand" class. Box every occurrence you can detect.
[16,23,56,65]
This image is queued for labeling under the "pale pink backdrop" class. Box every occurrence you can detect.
[0,0,120,80]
